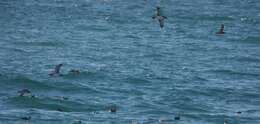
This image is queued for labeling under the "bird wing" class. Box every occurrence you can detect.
[159,19,164,28]
[55,65,61,73]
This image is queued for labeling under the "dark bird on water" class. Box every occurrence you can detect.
[21,116,31,120]
[216,24,225,34]
[236,111,242,115]
[49,64,63,76]
[224,120,228,124]
[174,116,180,120]
[18,89,31,96]
[57,108,64,112]
[69,69,80,74]
[110,108,116,113]
[73,120,82,124]
[109,106,117,113]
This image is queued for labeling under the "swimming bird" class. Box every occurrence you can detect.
[109,108,116,113]
[236,111,242,114]
[62,96,69,100]
[216,24,225,34]
[224,120,228,124]
[18,89,31,96]
[174,116,180,120]
[109,105,117,113]
[57,108,64,112]
[73,120,82,124]
[49,64,63,76]
[69,69,80,74]
[21,116,31,120]
[236,111,242,116]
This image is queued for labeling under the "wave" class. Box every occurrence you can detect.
[209,69,259,78]
[235,56,260,63]
[12,41,65,47]
[124,77,151,85]
[5,96,105,112]
[237,36,260,45]
[177,14,234,21]
[0,75,54,91]
[0,74,104,96]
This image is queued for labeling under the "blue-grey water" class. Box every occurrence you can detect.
[0,0,260,124]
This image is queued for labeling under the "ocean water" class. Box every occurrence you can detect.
[0,0,260,124]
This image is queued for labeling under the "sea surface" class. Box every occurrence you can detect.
[0,0,260,124]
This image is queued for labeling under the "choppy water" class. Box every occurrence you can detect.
[0,0,260,124]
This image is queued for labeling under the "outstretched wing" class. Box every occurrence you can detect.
[54,64,62,73]
[159,19,164,28]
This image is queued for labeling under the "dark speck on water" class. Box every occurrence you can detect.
[73,120,82,124]
[57,108,64,112]
[62,97,69,100]
[69,69,80,74]
[109,107,117,113]
[18,89,31,96]
[174,116,180,120]
[0,0,260,124]
[236,111,242,114]
[20,116,31,120]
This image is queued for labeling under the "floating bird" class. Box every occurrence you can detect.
[20,116,31,120]
[236,111,242,114]
[57,108,64,112]
[73,120,82,124]
[236,111,242,116]
[174,116,180,120]
[224,120,228,124]
[216,24,225,34]
[18,89,31,96]
[69,69,80,74]
[49,64,63,76]
[109,108,116,113]
[109,106,117,113]
[62,96,69,100]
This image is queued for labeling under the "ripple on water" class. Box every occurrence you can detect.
[5,95,106,113]
[125,77,151,85]
[12,41,65,47]
[237,36,260,45]
[208,69,260,79]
